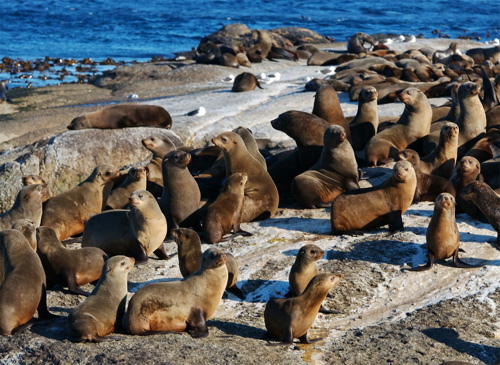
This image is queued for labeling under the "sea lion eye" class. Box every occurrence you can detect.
[151,137,156,141]
[105,171,111,176]
[221,137,227,143]
[121,261,125,266]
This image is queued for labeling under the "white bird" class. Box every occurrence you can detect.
[257,72,267,81]
[486,38,500,45]
[316,66,336,75]
[267,72,281,81]
[185,106,206,117]
[221,75,235,83]
[128,94,139,99]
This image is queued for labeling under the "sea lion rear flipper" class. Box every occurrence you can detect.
[387,210,404,233]
[133,244,149,265]
[11,322,33,335]
[92,335,122,342]
[452,249,483,269]
[186,307,208,338]
[405,253,434,272]
[67,275,90,296]
[226,286,246,300]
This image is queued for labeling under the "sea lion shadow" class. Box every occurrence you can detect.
[238,279,289,303]
[257,216,330,234]
[28,315,68,341]
[127,277,180,293]
[210,320,266,340]
[281,249,300,257]
[422,328,500,364]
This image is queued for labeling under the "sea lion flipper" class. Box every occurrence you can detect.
[406,253,434,272]
[153,243,172,260]
[319,305,341,314]
[37,284,57,319]
[133,244,149,265]
[452,249,483,269]
[66,275,90,296]
[186,307,208,338]
[298,332,321,344]
[226,286,246,300]
[387,210,404,233]
[92,335,122,342]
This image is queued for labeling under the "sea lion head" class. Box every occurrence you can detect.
[130,167,147,181]
[360,86,378,102]
[20,184,44,202]
[226,172,248,192]
[297,244,325,262]
[399,88,420,105]
[67,115,92,130]
[212,132,241,152]
[393,160,415,183]
[129,190,154,208]
[303,273,342,294]
[441,122,459,142]
[397,149,420,170]
[171,227,201,247]
[459,81,481,99]
[11,219,36,251]
[436,192,455,210]
[93,164,120,184]
[35,226,60,250]
[201,247,227,270]
[324,125,346,146]
[457,156,480,174]
[22,175,47,187]
[105,255,135,274]
[163,150,191,168]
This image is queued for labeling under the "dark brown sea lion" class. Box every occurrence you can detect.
[142,134,177,196]
[365,88,432,166]
[212,132,279,222]
[126,247,228,337]
[453,156,484,219]
[349,86,379,151]
[347,32,375,54]
[459,181,500,245]
[407,193,479,270]
[291,125,359,208]
[67,104,172,130]
[41,164,120,241]
[246,30,273,63]
[264,273,342,345]
[465,45,500,65]
[67,255,134,342]
[331,160,417,233]
[419,122,459,179]
[232,72,262,92]
[36,226,107,296]
[481,155,500,190]
[0,230,53,335]
[0,184,44,230]
[82,190,168,263]
[22,175,52,202]
[105,167,147,210]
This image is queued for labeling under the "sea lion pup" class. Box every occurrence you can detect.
[407,193,479,271]
[203,172,251,244]
[22,175,52,202]
[11,219,37,251]
[41,164,120,241]
[231,72,262,92]
[347,32,374,54]
[159,150,201,232]
[36,226,107,296]
[397,149,455,203]
[291,125,359,208]
[264,273,342,345]
[0,184,44,230]
[0,230,54,336]
[127,247,228,337]
[453,156,485,219]
[67,104,172,130]
[364,88,432,166]
[212,132,279,222]
[142,134,177,196]
[331,160,417,234]
[105,167,147,210]
[312,85,352,143]
[459,181,500,246]
[67,256,134,342]
[82,190,168,263]
[419,122,459,179]
[171,228,245,299]
[349,86,379,151]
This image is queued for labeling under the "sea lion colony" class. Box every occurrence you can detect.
[0,30,499,347]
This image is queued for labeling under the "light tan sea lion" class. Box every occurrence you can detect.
[67,104,172,130]
[105,167,147,210]
[126,247,228,337]
[67,255,134,342]
[0,184,44,230]
[22,175,52,202]
[41,164,120,241]
[264,273,342,345]
[349,86,379,151]
[36,226,107,296]
[82,190,168,263]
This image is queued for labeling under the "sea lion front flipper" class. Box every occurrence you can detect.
[298,332,322,344]
[186,307,208,338]
[92,335,122,342]
[406,253,434,272]
[132,244,149,265]
[319,305,341,314]
[37,284,58,319]
[266,327,294,346]
[387,210,404,233]
[11,322,33,335]
[66,275,90,296]
[153,242,172,260]
[226,286,246,300]
[452,249,483,269]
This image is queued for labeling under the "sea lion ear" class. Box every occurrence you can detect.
[233,140,237,145]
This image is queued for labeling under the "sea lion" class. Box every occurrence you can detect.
[159,150,201,232]
[233,126,267,168]
[246,29,272,63]
[264,273,342,345]
[481,155,500,190]
[291,125,359,208]
[453,156,484,219]
[202,172,251,244]
[11,219,37,251]
[82,190,168,262]
[212,132,279,222]
[142,134,177,196]
[232,72,262,92]
[312,85,352,143]
[349,86,379,151]
[365,88,432,166]
[67,104,172,130]
[126,247,228,337]
[36,226,107,296]
[397,149,456,203]
[459,181,500,245]
[465,45,500,65]
[0,230,53,335]
[408,193,479,270]
[419,122,459,179]
[171,228,245,299]
[331,160,417,233]
[236,52,252,67]
[67,255,134,342]
[22,175,52,202]
[105,167,147,210]
[0,184,44,230]
[41,164,120,241]
[347,32,375,54]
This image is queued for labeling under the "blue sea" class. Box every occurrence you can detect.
[1,0,499,87]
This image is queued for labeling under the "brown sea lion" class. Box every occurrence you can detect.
[203,172,251,244]
[236,52,252,67]
[212,132,279,222]
[365,88,432,166]
[419,122,459,179]
[67,255,134,342]
[0,230,53,335]
[312,85,351,143]
[142,134,177,196]
[291,125,359,208]
[232,72,262,92]
[67,104,172,130]
[11,219,36,251]
[82,190,168,263]
[408,193,479,270]
[0,184,44,230]
[233,126,267,168]
[347,32,375,54]
[22,175,52,202]
[349,86,379,151]
[459,181,500,245]
[331,160,417,233]
[36,226,107,296]
[41,164,120,241]
[126,247,228,337]
[465,45,500,65]
[397,149,456,203]
[453,156,485,219]
[105,167,147,210]
[246,30,272,63]
[481,155,500,190]
[264,273,342,345]
[159,150,201,232]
